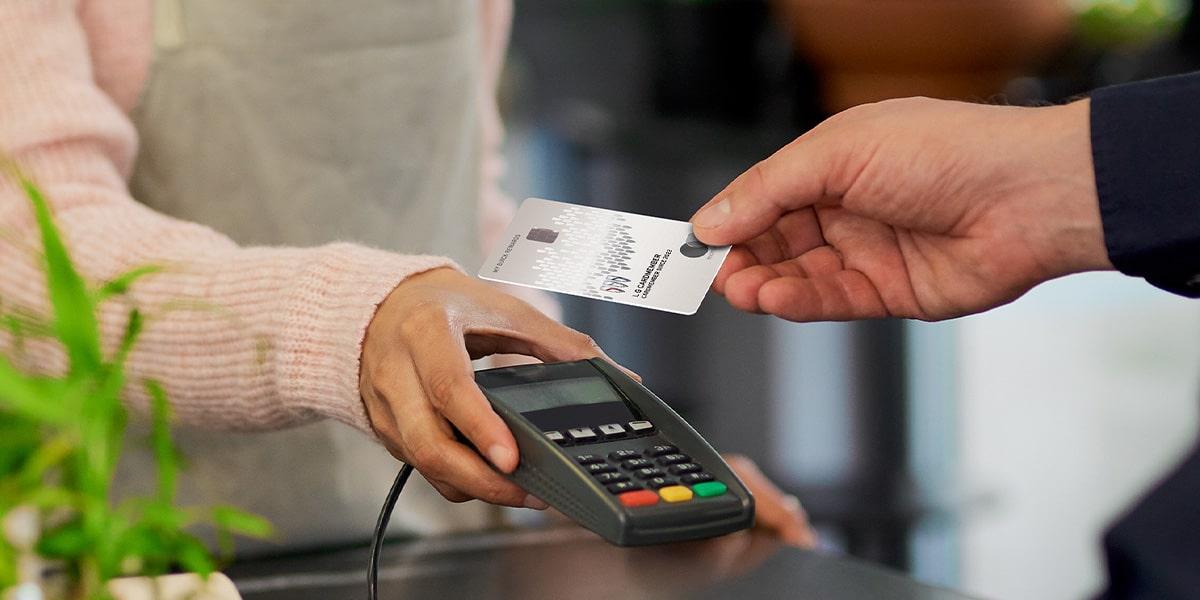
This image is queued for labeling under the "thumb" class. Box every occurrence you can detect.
[689,137,832,247]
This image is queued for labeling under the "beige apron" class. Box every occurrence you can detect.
[121,0,499,554]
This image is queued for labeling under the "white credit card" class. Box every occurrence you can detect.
[478,198,730,315]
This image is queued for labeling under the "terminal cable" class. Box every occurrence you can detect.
[368,463,413,600]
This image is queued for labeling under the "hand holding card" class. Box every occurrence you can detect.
[478,198,730,315]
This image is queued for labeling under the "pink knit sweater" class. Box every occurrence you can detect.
[0,0,516,435]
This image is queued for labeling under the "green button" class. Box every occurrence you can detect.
[692,481,727,497]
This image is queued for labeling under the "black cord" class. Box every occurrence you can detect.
[368,463,413,600]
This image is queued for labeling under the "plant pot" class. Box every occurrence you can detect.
[106,573,241,600]
[771,0,1075,111]
[4,573,240,600]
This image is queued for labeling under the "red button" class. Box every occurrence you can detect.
[618,490,660,507]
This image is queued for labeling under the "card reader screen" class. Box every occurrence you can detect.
[488,377,639,433]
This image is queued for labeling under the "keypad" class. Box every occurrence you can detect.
[558,420,729,507]
[573,444,729,508]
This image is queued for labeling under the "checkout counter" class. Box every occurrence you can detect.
[225,525,981,599]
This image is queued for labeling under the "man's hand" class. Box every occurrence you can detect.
[692,97,1112,323]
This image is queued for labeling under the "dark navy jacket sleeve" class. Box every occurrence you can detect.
[1090,71,1200,297]
[1089,72,1200,600]
[1095,442,1200,600]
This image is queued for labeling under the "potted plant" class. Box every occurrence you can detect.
[1,163,272,600]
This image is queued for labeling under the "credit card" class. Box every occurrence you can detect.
[478,198,730,315]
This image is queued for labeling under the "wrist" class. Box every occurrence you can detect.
[1027,99,1113,276]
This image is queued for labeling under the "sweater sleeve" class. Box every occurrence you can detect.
[0,0,458,434]
[1090,71,1200,297]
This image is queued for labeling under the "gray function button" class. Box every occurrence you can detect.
[575,454,607,465]
[633,467,665,479]
[544,431,567,444]
[567,427,598,442]
[598,423,627,438]
[668,463,702,475]
[657,453,691,466]
[644,476,672,489]
[645,444,679,457]
[679,472,715,484]
[627,420,655,434]
[621,458,653,470]
[606,481,642,494]
[586,463,618,475]
[595,472,629,484]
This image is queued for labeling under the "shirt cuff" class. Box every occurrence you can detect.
[1091,72,1200,297]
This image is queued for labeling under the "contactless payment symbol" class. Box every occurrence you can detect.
[526,228,559,243]
[679,232,710,258]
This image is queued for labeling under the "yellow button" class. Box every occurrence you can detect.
[659,485,693,503]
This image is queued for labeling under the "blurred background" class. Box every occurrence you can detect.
[495,1,1200,599]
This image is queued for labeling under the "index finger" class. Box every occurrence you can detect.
[411,331,522,474]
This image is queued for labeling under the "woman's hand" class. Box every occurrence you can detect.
[359,267,612,508]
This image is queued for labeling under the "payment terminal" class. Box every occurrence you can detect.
[474,358,754,546]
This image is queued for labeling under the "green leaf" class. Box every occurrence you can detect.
[75,389,126,498]
[0,542,18,591]
[17,484,78,511]
[36,519,90,558]
[143,380,180,504]
[210,505,274,539]
[172,535,217,577]
[20,175,102,374]
[0,361,73,424]
[0,416,41,474]
[18,432,75,489]
[135,500,188,531]
[94,266,163,304]
[110,309,144,372]
[115,525,172,576]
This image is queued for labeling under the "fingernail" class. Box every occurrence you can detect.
[486,445,515,471]
[523,495,549,510]
[782,494,803,514]
[692,197,730,229]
